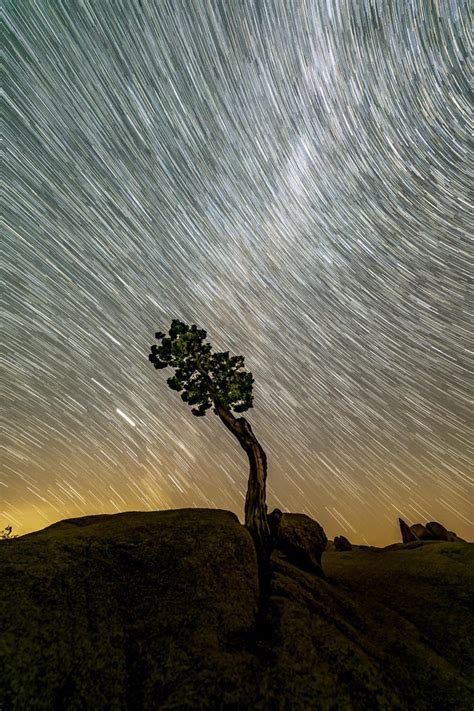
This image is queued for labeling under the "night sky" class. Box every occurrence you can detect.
[4,1,471,544]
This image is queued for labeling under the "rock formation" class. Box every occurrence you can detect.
[425,521,466,542]
[271,511,327,577]
[399,517,419,543]
[334,535,353,551]
[410,523,431,540]
[446,530,466,543]
[268,507,283,546]
[399,518,466,544]
[425,521,449,540]
[1,508,472,709]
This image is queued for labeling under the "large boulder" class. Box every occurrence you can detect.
[270,511,327,577]
[425,521,452,541]
[410,523,432,541]
[334,535,353,551]
[399,518,418,543]
[1,509,472,709]
[425,522,465,542]
[447,530,466,543]
[400,519,467,545]
[410,523,431,540]
[0,509,260,710]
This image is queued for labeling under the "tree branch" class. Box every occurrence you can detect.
[195,353,245,438]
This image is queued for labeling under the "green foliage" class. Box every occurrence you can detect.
[149,320,254,416]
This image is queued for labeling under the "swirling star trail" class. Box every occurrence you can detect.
[3,1,471,544]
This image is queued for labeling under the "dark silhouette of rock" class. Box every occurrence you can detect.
[424,522,465,543]
[272,512,327,577]
[447,530,466,543]
[425,521,451,541]
[1,509,472,709]
[268,507,282,546]
[400,518,467,545]
[410,523,431,540]
[399,517,419,543]
[334,535,353,551]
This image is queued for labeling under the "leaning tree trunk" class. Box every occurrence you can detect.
[241,422,270,562]
[214,403,270,565]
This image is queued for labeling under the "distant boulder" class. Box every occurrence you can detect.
[410,524,431,540]
[271,511,327,577]
[399,518,467,544]
[334,535,352,551]
[425,522,466,542]
[425,521,450,541]
[399,518,418,544]
[447,530,466,543]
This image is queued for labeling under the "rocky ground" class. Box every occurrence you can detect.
[1,508,472,710]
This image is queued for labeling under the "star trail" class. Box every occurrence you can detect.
[3,1,471,544]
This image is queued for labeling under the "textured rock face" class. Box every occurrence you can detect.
[425,521,450,540]
[2,509,472,710]
[430,524,465,543]
[399,517,418,543]
[0,509,260,711]
[271,511,327,576]
[334,535,353,551]
[410,523,431,540]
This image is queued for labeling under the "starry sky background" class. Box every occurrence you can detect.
[4,1,471,544]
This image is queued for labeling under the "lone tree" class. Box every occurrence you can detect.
[149,320,270,565]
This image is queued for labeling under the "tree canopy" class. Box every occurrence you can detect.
[149,319,254,417]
